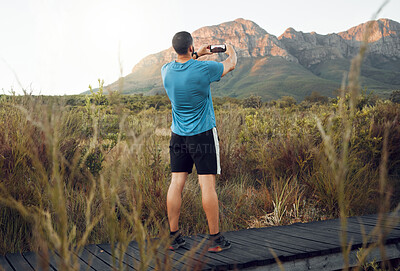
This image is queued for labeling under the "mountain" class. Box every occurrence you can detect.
[95,18,400,101]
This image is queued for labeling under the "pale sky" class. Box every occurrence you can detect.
[1,0,399,95]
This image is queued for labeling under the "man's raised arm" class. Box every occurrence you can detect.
[221,45,237,77]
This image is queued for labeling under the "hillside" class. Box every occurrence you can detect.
[88,18,400,100]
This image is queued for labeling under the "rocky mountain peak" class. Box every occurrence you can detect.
[193,18,295,60]
[279,27,298,39]
[338,18,400,42]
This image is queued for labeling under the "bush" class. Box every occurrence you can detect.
[390,90,400,103]
[243,94,262,108]
[304,91,329,104]
[277,96,297,108]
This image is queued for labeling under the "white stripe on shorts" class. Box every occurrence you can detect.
[212,127,221,175]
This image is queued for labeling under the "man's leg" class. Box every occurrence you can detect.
[198,174,219,235]
[167,172,188,232]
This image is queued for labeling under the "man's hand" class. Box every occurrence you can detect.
[221,44,237,77]
[224,44,235,56]
[197,44,213,58]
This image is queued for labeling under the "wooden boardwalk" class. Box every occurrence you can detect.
[1,213,399,270]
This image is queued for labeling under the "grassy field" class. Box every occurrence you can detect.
[1,16,400,270]
[0,86,399,269]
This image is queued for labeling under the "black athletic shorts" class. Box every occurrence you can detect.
[169,127,221,175]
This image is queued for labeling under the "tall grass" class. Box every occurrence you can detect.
[1,8,400,270]
[314,1,400,269]
[1,86,399,269]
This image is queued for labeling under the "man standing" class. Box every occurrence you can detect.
[161,31,237,252]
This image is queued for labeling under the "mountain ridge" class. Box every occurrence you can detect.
[92,18,400,100]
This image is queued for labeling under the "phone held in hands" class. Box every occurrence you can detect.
[209,45,227,53]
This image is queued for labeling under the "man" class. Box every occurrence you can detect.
[161,31,237,253]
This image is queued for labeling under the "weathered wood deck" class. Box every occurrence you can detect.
[1,213,399,270]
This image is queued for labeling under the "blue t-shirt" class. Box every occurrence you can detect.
[161,59,224,136]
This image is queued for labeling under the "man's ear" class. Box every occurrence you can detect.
[189,45,194,53]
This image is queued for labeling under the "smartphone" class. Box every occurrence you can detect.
[209,45,227,53]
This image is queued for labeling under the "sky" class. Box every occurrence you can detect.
[1,0,399,96]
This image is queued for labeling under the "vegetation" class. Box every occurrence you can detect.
[1,10,400,269]
[0,85,399,269]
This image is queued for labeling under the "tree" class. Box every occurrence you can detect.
[304,91,329,104]
[243,95,262,109]
[277,96,296,108]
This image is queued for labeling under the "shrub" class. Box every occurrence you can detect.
[304,91,329,104]
[390,90,400,103]
[277,96,297,108]
[243,94,262,108]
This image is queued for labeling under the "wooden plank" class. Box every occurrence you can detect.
[148,235,227,270]
[222,231,283,266]
[346,220,400,242]
[252,225,341,247]
[347,217,400,236]
[127,242,156,270]
[356,212,399,223]
[77,246,113,271]
[197,233,276,268]
[0,255,14,271]
[293,218,372,237]
[291,219,378,247]
[128,235,225,270]
[51,249,96,271]
[165,243,214,270]
[136,238,189,271]
[183,233,267,269]
[176,235,234,269]
[228,229,303,255]
[22,251,57,271]
[263,224,346,251]
[97,243,139,271]
[292,223,365,246]
[241,228,313,255]
[192,233,271,269]
[288,225,346,245]
[173,235,233,270]
[350,215,400,230]
[350,216,400,231]
[39,251,59,271]
[357,216,400,230]
[36,247,99,271]
[184,235,250,269]
[5,253,34,271]
[128,240,177,270]
[245,227,335,256]
[235,228,309,256]
[127,241,159,270]
[226,230,300,256]
[85,244,134,271]
[291,217,400,248]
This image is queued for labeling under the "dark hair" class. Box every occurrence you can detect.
[172,31,193,55]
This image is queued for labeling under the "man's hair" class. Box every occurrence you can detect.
[172,31,193,55]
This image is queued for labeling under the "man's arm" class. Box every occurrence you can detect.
[195,44,212,59]
[221,45,237,77]
[195,44,237,77]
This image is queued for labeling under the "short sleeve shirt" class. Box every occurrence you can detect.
[161,59,224,136]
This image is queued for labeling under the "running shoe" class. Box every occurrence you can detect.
[208,233,231,253]
[169,233,186,250]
